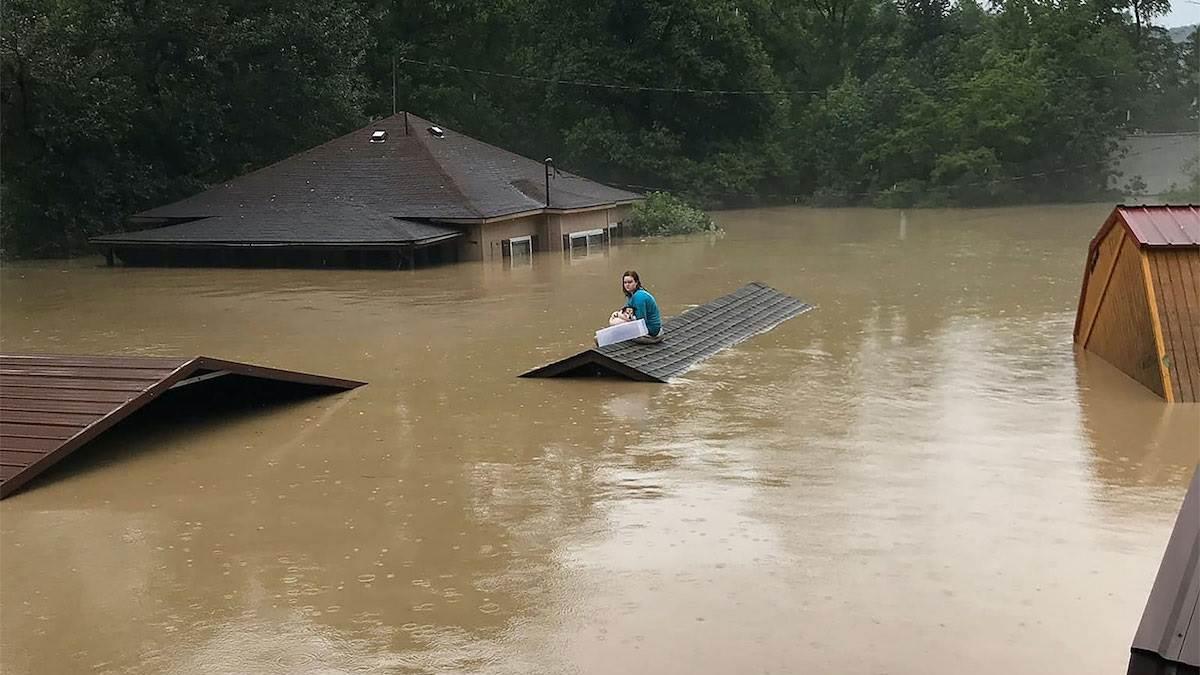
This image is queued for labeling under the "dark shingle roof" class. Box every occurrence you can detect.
[1129,467,1200,671]
[129,113,640,224]
[520,283,815,382]
[93,202,461,246]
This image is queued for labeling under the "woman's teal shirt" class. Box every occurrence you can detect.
[625,288,662,335]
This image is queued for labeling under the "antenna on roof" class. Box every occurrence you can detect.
[404,111,409,136]
[544,158,554,208]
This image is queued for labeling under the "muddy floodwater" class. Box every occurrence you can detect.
[1,204,1197,674]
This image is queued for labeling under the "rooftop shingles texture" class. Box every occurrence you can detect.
[1117,205,1200,246]
[521,283,815,382]
[126,113,639,228]
[1130,468,1199,669]
[93,207,461,246]
[411,114,641,216]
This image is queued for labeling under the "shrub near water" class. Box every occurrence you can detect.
[625,192,719,236]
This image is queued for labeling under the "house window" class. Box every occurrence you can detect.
[502,235,535,262]
[564,228,607,258]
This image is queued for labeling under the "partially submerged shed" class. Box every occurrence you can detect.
[1074,205,1200,402]
[0,354,364,498]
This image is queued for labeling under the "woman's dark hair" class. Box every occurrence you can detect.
[622,270,642,298]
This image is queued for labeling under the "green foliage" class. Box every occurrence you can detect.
[626,192,719,236]
[2,0,1196,258]
[1,0,370,257]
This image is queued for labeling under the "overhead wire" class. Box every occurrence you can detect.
[396,57,1195,202]
[605,142,1181,202]
[398,56,1171,98]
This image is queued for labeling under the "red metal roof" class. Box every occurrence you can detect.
[1117,205,1200,246]
[0,354,364,499]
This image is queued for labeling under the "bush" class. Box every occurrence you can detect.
[625,192,718,237]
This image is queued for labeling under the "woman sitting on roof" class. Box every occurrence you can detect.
[621,270,663,343]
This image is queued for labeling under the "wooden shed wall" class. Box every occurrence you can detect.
[1083,232,1165,397]
[1078,223,1126,344]
[1147,248,1200,402]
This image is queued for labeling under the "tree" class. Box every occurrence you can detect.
[1,0,371,257]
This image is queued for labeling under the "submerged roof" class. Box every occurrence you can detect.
[92,207,462,247]
[521,283,814,382]
[1130,467,1200,671]
[118,112,639,228]
[1094,205,1200,250]
[0,354,364,499]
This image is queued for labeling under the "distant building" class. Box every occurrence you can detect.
[1113,132,1199,198]
[91,113,642,268]
[1074,205,1200,401]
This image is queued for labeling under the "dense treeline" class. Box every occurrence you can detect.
[1,0,1196,257]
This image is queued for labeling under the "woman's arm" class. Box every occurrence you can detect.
[628,292,649,319]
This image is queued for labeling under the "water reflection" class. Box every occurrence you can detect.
[1075,350,1198,491]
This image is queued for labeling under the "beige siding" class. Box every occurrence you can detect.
[547,208,627,251]
[1085,234,1164,397]
[459,224,486,262]
[458,215,546,261]
[455,205,636,259]
[1149,248,1200,402]
[545,214,564,251]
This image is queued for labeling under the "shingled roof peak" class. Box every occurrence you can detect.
[126,111,639,227]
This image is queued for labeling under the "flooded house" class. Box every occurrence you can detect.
[90,113,641,269]
[1073,205,1200,402]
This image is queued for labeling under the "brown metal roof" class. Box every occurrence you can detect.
[1117,205,1200,247]
[0,354,364,499]
[1129,466,1200,672]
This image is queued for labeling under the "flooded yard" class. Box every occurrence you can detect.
[1,204,1196,674]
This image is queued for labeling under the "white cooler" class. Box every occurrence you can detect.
[595,318,648,347]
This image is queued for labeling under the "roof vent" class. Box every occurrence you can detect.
[369,130,387,143]
[427,125,444,138]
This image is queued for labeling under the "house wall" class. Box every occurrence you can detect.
[459,215,546,261]
[611,204,633,226]
[547,208,630,252]
[1082,232,1165,397]
[1147,247,1200,402]
[457,205,638,260]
